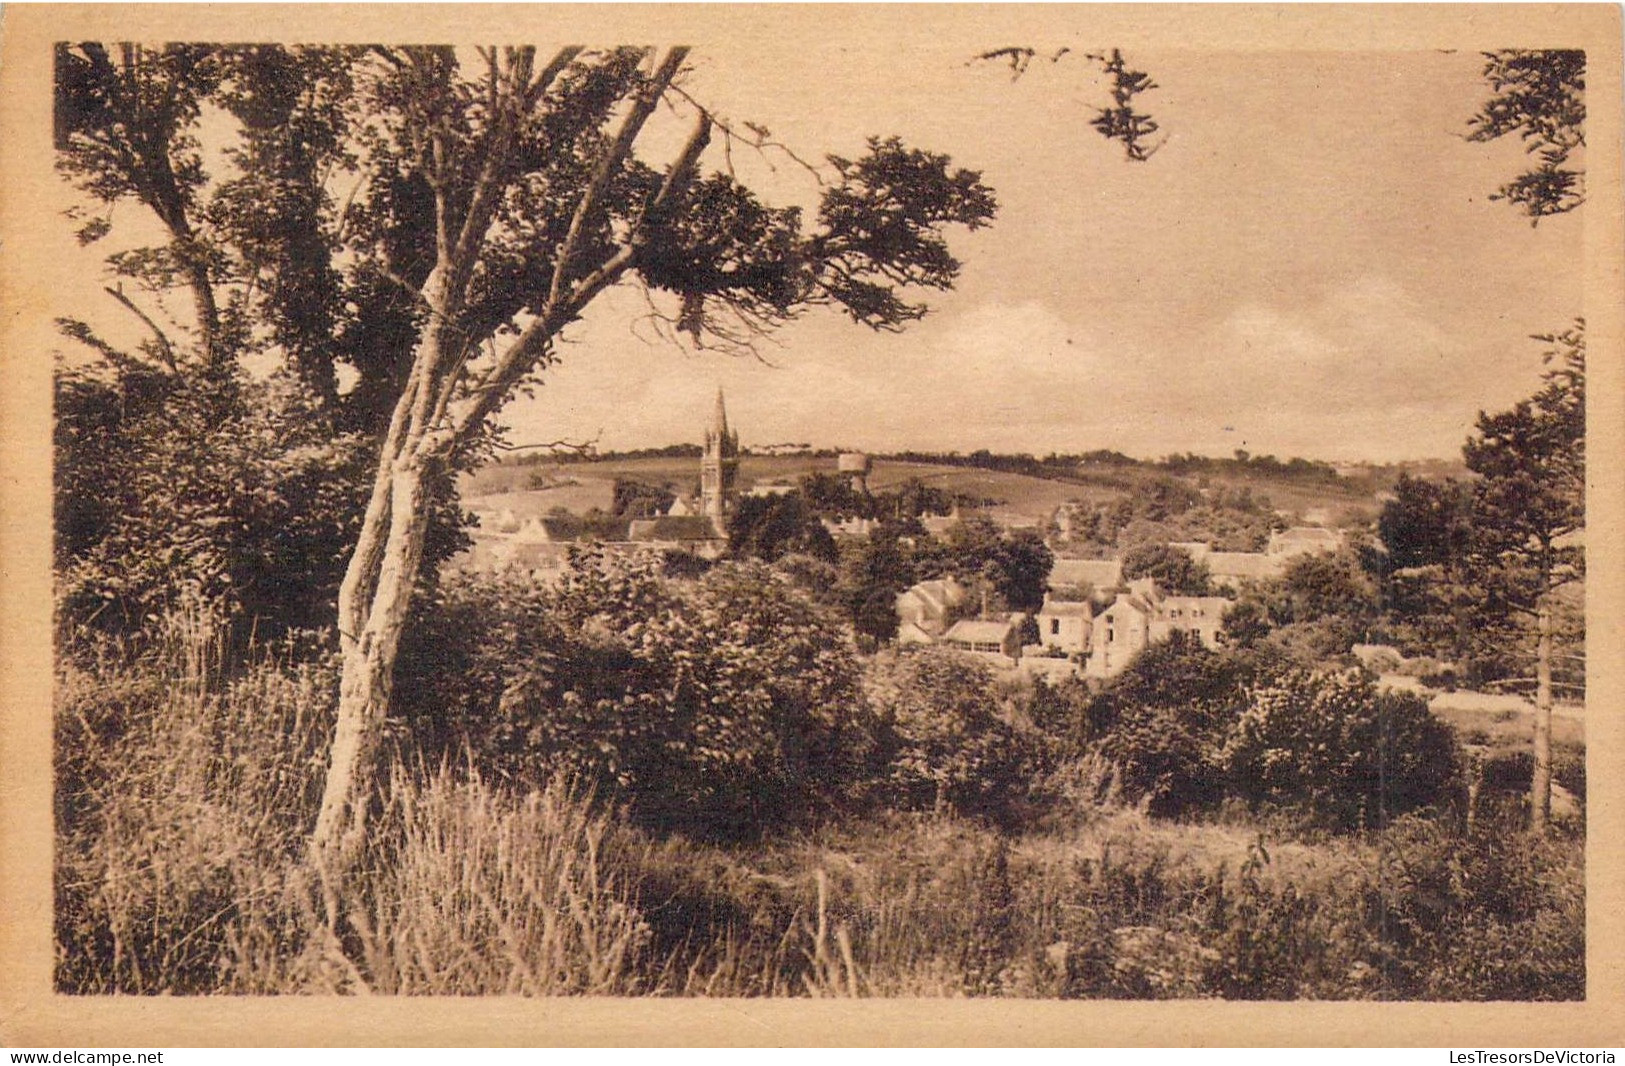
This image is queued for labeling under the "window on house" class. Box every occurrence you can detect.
[1050,619,1060,635]
[1107,627,1115,642]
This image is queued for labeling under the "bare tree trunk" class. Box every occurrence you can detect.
[186,259,220,370]
[302,46,700,926]
[1531,587,1553,832]
[311,451,432,878]
[1465,750,1482,833]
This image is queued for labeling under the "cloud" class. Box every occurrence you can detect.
[499,272,1548,463]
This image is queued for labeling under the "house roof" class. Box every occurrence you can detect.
[1048,557,1123,590]
[1127,576,1160,601]
[1268,527,1343,555]
[1038,600,1094,618]
[1206,552,1285,581]
[1169,540,1212,560]
[944,619,1017,643]
[897,621,936,645]
[1160,595,1232,611]
[898,578,967,616]
[1275,526,1341,543]
[1100,592,1154,620]
[627,516,721,542]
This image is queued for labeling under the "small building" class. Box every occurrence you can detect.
[1086,591,1157,678]
[1205,551,1286,590]
[944,617,1023,662]
[895,577,968,639]
[1150,595,1230,650]
[1267,526,1343,558]
[1351,643,1407,673]
[822,515,876,539]
[1035,597,1092,656]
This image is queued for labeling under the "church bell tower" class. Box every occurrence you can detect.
[700,387,740,523]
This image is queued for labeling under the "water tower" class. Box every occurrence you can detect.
[837,451,872,495]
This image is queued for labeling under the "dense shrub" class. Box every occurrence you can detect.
[397,551,875,841]
[1099,705,1223,818]
[55,370,377,640]
[1225,670,1464,830]
[1025,675,1095,759]
[1081,639,1282,817]
[54,608,1581,1000]
[1373,815,1584,1000]
[867,647,1036,825]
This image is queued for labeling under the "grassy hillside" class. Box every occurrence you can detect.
[465,452,1385,528]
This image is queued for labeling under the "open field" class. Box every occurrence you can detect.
[1432,700,1585,753]
[465,454,1384,527]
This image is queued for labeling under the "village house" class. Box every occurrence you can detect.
[943,616,1024,664]
[1087,589,1157,678]
[1150,593,1231,649]
[1267,525,1344,557]
[1035,596,1092,656]
[895,577,969,645]
[1084,580,1234,679]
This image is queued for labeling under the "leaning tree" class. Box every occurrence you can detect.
[54,43,1159,908]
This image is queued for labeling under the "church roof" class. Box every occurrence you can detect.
[711,386,729,438]
[627,516,723,542]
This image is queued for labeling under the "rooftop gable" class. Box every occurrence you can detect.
[944,618,1018,643]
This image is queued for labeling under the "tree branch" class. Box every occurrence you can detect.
[102,284,177,370]
[543,47,686,315]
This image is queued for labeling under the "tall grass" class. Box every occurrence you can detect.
[339,768,653,994]
[55,608,654,995]
[55,608,332,993]
[55,609,1584,999]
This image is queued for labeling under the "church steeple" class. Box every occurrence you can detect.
[700,387,740,523]
[710,386,729,442]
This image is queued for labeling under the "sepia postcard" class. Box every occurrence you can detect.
[2,2,1623,1048]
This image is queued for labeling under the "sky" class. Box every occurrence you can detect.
[494,43,1584,463]
[51,34,1585,463]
